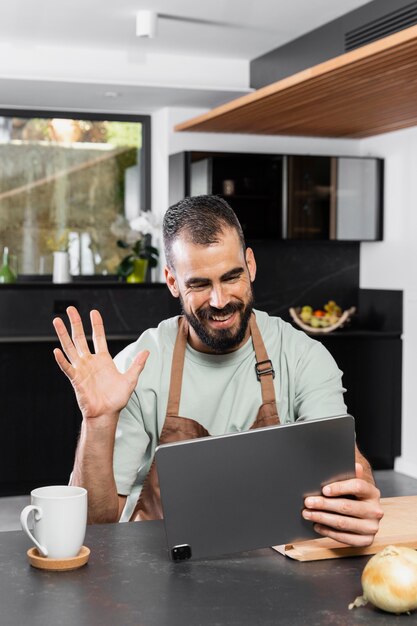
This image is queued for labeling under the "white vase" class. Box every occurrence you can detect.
[52,251,71,283]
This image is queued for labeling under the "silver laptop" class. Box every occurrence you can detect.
[155,414,355,561]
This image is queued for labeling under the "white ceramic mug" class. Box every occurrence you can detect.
[20,485,87,559]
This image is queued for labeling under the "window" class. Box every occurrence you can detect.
[0,110,150,277]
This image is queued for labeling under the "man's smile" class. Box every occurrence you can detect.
[205,310,237,329]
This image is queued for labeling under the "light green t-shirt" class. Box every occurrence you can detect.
[113,309,346,519]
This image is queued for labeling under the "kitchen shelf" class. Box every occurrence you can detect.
[292,329,402,339]
[175,25,417,138]
[218,194,271,200]
[1,281,166,289]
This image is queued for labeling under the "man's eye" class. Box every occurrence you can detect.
[190,283,209,290]
[225,275,240,282]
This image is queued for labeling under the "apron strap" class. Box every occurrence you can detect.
[165,316,188,416]
[165,313,277,416]
[249,313,277,405]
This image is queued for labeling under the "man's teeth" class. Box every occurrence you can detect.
[211,314,232,321]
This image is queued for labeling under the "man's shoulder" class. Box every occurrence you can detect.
[255,309,342,386]
[254,308,315,346]
[142,315,180,343]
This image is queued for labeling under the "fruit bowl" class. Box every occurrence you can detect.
[289,302,356,334]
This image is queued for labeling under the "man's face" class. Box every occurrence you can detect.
[165,228,257,354]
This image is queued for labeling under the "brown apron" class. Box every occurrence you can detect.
[130,313,280,521]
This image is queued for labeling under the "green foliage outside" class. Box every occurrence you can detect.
[105,122,142,148]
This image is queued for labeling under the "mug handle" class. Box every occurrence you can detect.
[20,505,48,557]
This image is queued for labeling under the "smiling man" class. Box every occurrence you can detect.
[164,212,255,354]
[53,195,383,545]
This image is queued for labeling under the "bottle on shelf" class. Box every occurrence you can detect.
[0,247,17,284]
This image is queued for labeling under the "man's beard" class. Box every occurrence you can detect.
[180,288,254,354]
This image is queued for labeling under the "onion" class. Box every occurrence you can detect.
[349,545,417,614]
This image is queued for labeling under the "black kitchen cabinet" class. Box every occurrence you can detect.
[1,331,399,496]
[170,151,283,239]
[0,282,180,496]
[0,338,129,496]
[319,332,401,469]
[169,151,384,241]
[313,289,403,470]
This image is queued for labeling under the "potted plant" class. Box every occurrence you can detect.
[111,213,159,283]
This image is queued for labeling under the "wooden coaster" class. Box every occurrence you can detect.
[27,546,90,571]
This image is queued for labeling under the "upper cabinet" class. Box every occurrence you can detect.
[192,152,283,240]
[287,155,383,241]
[169,151,383,242]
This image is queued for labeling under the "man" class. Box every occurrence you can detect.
[53,195,383,546]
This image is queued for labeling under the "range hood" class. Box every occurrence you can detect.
[175,24,417,138]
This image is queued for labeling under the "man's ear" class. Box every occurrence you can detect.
[165,265,180,298]
[245,248,257,283]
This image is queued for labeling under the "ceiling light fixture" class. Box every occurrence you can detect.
[136,10,157,38]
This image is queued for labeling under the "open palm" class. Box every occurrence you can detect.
[53,307,148,420]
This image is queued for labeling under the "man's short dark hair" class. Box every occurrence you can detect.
[163,195,246,269]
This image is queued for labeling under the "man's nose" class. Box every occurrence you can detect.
[209,285,229,309]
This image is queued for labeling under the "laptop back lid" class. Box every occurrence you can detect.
[155,414,356,561]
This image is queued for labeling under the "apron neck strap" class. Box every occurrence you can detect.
[249,313,276,405]
[165,316,188,417]
[165,313,277,417]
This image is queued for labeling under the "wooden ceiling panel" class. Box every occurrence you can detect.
[175,25,417,138]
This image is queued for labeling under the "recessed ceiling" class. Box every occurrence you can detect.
[0,0,373,112]
[0,78,252,115]
[0,0,373,59]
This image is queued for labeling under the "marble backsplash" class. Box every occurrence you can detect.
[0,240,402,338]
[249,240,360,321]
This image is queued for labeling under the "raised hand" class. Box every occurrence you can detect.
[53,306,149,421]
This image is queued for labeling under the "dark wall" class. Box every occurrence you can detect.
[248,240,360,320]
[250,0,417,88]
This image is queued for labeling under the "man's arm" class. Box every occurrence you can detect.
[70,416,122,524]
[355,444,375,485]
[53,306,148,524]
[303,444,383,546]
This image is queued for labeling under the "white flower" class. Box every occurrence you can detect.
[111,212,159,244]
[130,212,158,237]
[110,215,133,240]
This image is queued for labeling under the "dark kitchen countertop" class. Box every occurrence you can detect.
[1,471,415,626]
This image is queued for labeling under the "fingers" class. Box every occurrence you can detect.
[304,484,383,524]
[53,316,79,363]
[90,309,108,354]
[303,502,381,530]
[54,308,107,357]
[304,494,377,519]
[67,306,90,355]
[53,348,76,381]
[125,350,150,388]
[321,476,380,500]
[302,500,382,546]
[303,477,384,546]
[311,523,377,547]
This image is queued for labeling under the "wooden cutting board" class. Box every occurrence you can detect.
[273,495,417,561]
